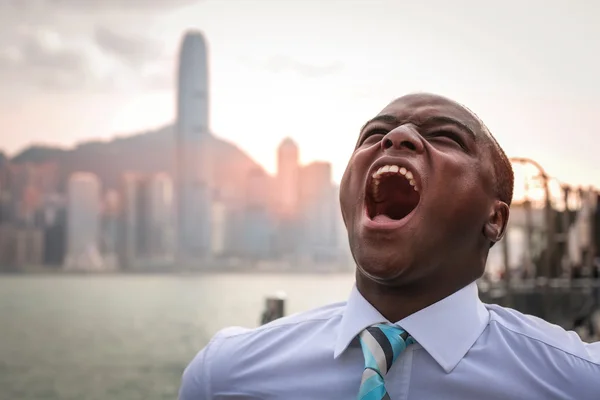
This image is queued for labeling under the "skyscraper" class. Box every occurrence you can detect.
[100,190,119,268]
[275,138,301,258]
[277,138,300,218]
[118,172,141,269]
[118,173,174,269]
[300,161,337,261]
[64,172,103,271]
[243,168,272,260]
[175,30,212,261]
[147,173,174,259]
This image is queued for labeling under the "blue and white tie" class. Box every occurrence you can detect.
[358,324,414,400]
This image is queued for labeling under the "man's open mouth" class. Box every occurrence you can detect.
[365,164,421,221]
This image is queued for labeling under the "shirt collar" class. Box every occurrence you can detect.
[334,282,490,373]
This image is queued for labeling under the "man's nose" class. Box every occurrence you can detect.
[381,125,425,154]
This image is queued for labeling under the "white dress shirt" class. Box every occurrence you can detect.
[179,282,600,399]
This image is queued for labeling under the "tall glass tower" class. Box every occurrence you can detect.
[175,30,212,261]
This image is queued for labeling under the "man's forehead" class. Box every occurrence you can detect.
[377,93,485,132]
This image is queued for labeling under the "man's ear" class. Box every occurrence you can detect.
[483,200,509,244]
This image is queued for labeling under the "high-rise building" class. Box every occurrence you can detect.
[147,173,174,259]
[0,161,13,226]
[42,193,66,267]
[243,168,272,260]
[274,138,301,259]
[3,162,59,228]
[119,172,158,268]
[118,173,175,269]
[64,172,103,271]
[0,224,44,271]
[277,138,300,218]
[118,173,140,269]
[211,200,227,257]
[100,190,120,268]
[175,30,212,261]
[300,161,337,261]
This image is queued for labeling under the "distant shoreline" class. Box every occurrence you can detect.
[0,265,355,276]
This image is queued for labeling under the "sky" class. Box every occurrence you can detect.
[0,0,599,191]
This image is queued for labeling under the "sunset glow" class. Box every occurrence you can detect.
[0,0,598,190]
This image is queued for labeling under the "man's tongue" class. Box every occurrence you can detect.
[370,175,420,221]
[373,196,417,220]
[372,214,395,222]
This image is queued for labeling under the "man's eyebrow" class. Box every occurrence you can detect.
[360,114,400,133]
[359,114,478,139]
[421,116,477,139]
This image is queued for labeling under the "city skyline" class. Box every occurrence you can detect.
[0,39,349,271]
[0,130,349,271]
[0,0,599,190]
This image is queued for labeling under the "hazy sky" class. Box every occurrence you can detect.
[0,0,598,188]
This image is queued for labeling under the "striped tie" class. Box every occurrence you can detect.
[358,324,415,400]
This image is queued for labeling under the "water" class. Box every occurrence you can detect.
[0,273,354,400]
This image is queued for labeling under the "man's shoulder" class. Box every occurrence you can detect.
[214,299,347,343]
[485,303,600,365]
[179,300,348,398]
[200,300,347,363]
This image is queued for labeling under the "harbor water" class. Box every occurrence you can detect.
[0,273,355,400]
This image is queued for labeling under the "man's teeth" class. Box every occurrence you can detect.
[371,164,419,192]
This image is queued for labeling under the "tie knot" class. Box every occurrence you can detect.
[359,324,414,377]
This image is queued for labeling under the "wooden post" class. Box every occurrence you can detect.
[260,292,286,325]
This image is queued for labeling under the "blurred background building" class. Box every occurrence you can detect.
[176,31,212,263]
[64,173,103,271]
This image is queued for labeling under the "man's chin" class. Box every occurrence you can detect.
[355,257,411,284]
[350,234,421,283]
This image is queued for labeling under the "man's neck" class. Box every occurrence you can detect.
[355,273,471,322]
